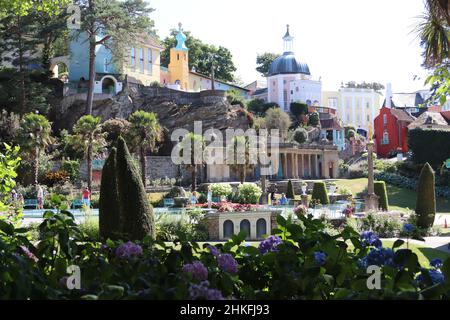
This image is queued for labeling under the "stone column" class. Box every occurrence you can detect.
[293,154,298,179]
[364,141,379,211]
[315,155,320,179]
[283,153,288,179]
[301,154,305,178]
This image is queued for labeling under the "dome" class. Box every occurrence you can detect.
[268,52,310,76]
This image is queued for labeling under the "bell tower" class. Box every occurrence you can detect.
[168,23,190,90]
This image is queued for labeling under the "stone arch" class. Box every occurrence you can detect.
[100,75,117,94]
[256,218,267,239]
[223,220,234,239]
[49,55,69,79]
[240,219,251,239]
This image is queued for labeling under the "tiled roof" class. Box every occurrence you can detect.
[390,108,416,122]
[408,111,449,129]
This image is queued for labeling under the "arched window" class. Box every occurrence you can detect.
[382,131,389,145]
[256,218,267,238]
[383,114,388,125]
[240,219,251,239]
[223,220,234,239]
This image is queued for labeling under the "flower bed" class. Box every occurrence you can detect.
[1,210,449,300]
[202,201,262,212]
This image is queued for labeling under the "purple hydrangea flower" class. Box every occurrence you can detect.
[188,281,224,300]
[314,251,327,266]
[359,247,395,268]
[217,253,238,274]
[403,223,414,233]
[20,245,38,262]
[207,245,219,256]
[430,258,443,269]
[115,241,143,260]
[258,235,282,254]
[360,231,382,248]
[416,269,445,285]
[182,261,208,281]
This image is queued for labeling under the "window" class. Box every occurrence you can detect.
[367,115,370,122]
[383,114,388,125]
[283,80,286,84]
[366,102,370,108]
[130,47,136,67]
[256,219,267,239]
[147,48,152,74]
[382,131,389,145]
[139,48,144,73]
[103,58,108,72]
[223,220,234,239]
[283,90,288,110]
[296,87,299,92]
[177,53,180,60]
[290,90,293,95]
[240,220,250,239]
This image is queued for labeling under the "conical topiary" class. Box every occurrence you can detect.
[416,162,436,229]
[99,147,122,239]
[374,181,389,211]
[116,136,155,240]
[286,179,295,199]
[312,182,329,205]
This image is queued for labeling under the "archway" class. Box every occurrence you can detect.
[256,218,267,239]
[240,219,251,239]
[101,77,116,94]
[223,220,234,239]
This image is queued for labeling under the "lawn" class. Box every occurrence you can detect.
[335,178,450,214]
[382,240,450,267]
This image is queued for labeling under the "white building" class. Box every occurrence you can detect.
[266,25,321,111]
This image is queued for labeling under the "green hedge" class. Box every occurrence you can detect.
[416,163,436,229]
[408,128,450,167]
[374,181,389,211]
[286,179,295,199]
[311,182,329,205]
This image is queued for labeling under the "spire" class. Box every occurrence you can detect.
[283,24,294,53]
[175,22,188,51]
[385,83,392,108]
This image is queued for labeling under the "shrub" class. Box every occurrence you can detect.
[293,128,308,144]
[347,129,356,139]
[311,182,329,205]
[408,128,450,167]
[374,181,389,211]
[356,212,402,238]
[286,180,295,199]
[99,147,121,240]
[210,183,233,198]
[308,111,320,127]
[116,137,155,240]
[247,99,277,116]
[41,170,70,187]
[290,102,308,117]
[226,89,245,107]
[60,160,80,182]
[236,183,262,204]
[416,163,436,229]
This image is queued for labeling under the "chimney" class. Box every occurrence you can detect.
[386,83,392,108]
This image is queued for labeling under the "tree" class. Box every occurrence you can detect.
[312,182,329,205]
[228,136,253,184]
[102,118,131,147]
[72,115,106,191]
[116,136,155,240]
[344,81,385,92]
[256,52,280,77]
[99,147,121,240]
[17,113,53,185]
[0,144,21,214]
[264,107,292,140]
[247,99,278,117]
[308,112,320,127]
[290,102,309,118]
[160,29,237,82]
[181,132,204,191]
[293,127,308,144]
[286,179,295,199]
[0,0,69,17]
[127,110,162,187]
[73,0,154,115]
[415,162,436,229]
[374,181,389,211]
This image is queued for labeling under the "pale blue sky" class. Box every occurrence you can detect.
[149,0,429,92]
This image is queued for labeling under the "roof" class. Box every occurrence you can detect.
[320,114,343,130]
[252,88,268,96]
[441,111,450,123]
[383,92,425,108]
[268,52,310,76]
[390,108,416,122]
[189,71,250,92]
[408,111,449,129]
[136,33,165,50]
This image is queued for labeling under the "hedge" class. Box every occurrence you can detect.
[416,163,436,229]
[374,181,389,211]
[408,128,450,167]
[286,179,295,199]
[311,182,329,205]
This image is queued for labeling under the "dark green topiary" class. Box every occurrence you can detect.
[415,162,436,229]
[286,179,295,199]
[374,181,389,211]
[311,182,329,205]
[99,148,122,240]
[116,137,155,240]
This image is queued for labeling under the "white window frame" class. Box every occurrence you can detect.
[147,48,152,74]
[130,47,136,67]
[139,48,144,73]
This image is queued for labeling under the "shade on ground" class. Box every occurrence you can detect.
[335,178,450,214]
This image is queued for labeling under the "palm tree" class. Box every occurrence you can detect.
[127,111,162,187]
[228,136,254,184]
[17,113,53,185]
[415,0,450,68]
[181,132,204,191]
[72,115,106,191]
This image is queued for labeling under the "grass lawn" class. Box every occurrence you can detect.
[382,240,450,267]
[335,178,450,214]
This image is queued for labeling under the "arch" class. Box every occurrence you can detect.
[223,220,234,239]
[240,219,251,239]
[256,218,267,238]
[100,75,117,94]
[49,55,69,79]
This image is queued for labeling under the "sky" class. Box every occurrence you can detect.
[149,0,430,93]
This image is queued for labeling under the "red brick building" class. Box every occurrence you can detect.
[374,106,415,158]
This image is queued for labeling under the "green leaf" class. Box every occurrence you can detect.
[392,239,405,249]
[276,214,286,227]
[0,220,14,235]
[442,257,450,284]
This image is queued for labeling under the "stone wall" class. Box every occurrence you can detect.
[140,87,226,105]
